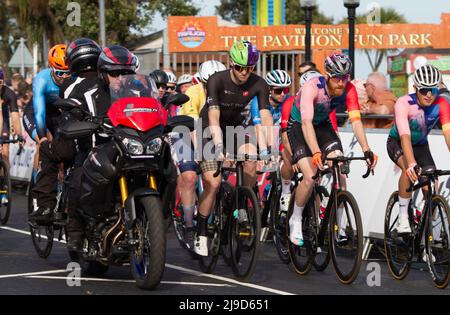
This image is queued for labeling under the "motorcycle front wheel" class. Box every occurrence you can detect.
[130,196,166,290]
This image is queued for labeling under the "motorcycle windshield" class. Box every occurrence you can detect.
[107,74,168,132]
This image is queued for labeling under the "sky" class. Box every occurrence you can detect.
[150,0,450,79]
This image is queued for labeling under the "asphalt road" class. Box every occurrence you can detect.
[0,191,448,295]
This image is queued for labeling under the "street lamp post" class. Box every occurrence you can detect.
[300,0,316,62]
[344,0,360,79]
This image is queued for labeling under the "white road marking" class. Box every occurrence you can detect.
[165,264,295,295]
[1,226,294,295]
[26,275,234,287]
[0,226,66,243]
[0,269,67,279]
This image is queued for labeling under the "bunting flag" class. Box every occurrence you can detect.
[249,0,286,26]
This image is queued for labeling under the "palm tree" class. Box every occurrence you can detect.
[339,8,407,72]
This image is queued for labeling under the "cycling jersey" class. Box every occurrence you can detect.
[281,96,296,132]
[200,70,270,129]
[0,85,18,139]
[249,95,286,126]
[23,98,36,141]
[290,76,360,125]
[33,68,62,138]
[389,94,450,145]
[180,83,206,119]
[281,95,338,133]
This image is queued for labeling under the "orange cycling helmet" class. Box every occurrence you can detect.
[48,44,68,70]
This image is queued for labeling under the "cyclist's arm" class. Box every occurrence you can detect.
[258,83,273,151]
[300,83,321,155]
[0,99,3,140]
[33,75,47,139]
[438,97,450,151]
[346,83,370,152]
[9,94,22,136]
[206,76,222,147]
[395,97,416,166]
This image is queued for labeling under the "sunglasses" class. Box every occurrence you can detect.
[167,86,176,91]
[417,87,439,96]
[156,83,167,90]
[108,71,131,78]
[273,87,289,95]
[233,64,255,73]
[330,74,350,83]
[53,69,70,78]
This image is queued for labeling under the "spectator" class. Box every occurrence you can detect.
[17,81,32,111]
[361,72,396,129]
[177,74,193,94]
[11,73,24,96]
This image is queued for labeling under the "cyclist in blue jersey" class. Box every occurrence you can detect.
[29,44,74,222]
[250,69,294,212]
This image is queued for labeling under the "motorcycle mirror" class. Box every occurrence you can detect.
[55,98,81,111]
[165,93,190,108]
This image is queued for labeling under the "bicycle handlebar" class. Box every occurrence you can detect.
[212,154,264,178]
[406,169,450,193]
[311,156,373,180]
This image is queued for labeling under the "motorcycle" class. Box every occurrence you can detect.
[57,74,193,290]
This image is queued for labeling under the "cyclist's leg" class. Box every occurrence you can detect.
[178,166,198,228]
[318,121,347,234]
[387,136,411,232]
[66,165,84,251]
[287,119,317,246]
[280,148,294,211]
[196,162,221,256]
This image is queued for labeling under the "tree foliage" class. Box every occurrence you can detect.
[216,0,334,25]
[0,0,199,71]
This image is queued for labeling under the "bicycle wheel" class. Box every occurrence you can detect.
[287,191,314,275]
[425,195,450,289]
[384,191,413,280]
[269,183,290,264]
[313,193,331,272]
[229,186,261,281]
[0,160,12,225]
[198,216,221,273]
[219,181,234,266]
[329,190,363,284]
[27,174,54,258]
[199,183,228,273]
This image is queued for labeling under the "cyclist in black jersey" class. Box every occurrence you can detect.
[194,40,274,256]
[0,69,22,162]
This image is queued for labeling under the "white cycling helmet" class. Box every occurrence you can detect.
[265,70,292,88]
[165,71,177,84]
[300,70,322,87]
[177,74,193,86]
[199,60,227,83]
[413,64,442,88]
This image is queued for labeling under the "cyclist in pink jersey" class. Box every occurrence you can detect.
[286,53,378,246]
[387,65,450,233]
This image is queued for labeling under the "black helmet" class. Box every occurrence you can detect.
[149,70,168,85]
[66,38,102,75]
[97,45,137,74]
